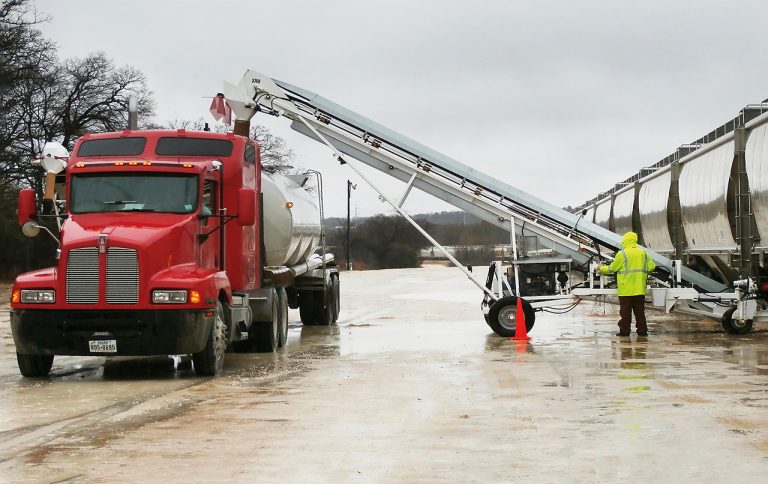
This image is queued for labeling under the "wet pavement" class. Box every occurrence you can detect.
[1,264,768,482]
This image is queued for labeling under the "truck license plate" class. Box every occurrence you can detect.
[89,340,117,353]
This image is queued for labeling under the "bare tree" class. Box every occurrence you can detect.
[249,124,295,173]
[57,52,154,148]
[0,0,54,184]
[0,1,156,277]
[0,0,56,277]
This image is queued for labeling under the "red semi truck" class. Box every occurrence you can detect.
[10,129,340,377]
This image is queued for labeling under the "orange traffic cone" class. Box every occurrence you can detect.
[512,297,530,341]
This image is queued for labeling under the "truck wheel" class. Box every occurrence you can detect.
[487,296,535,337]
[331,275,341,323]
[253,290,279,352]
[17,353,54,378]
[722,308,753,335]
[277,287,289,348]
[193,301,227,376]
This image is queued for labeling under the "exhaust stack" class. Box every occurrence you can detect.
[127,96,138,130]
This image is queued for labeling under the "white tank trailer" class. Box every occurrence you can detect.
[259,172,340,326]
[574,100,768,286]
[262,173,322,267]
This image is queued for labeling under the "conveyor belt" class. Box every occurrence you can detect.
[223,71,727,293]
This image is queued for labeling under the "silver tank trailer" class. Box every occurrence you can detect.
[637,171,675,255]
[574,104,768,282]
[747,121,768,250]
[262,173,322,267]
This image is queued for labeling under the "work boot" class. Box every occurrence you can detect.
[637,331,648,336]
[616,332,630,337]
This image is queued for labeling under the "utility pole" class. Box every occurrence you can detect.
[346,180,356,270]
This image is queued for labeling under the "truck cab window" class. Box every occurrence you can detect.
[245,143,256,164]
[202,180,216,225]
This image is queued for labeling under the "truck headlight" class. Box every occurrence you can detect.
[152,290,187,304]
[20,289,55,303]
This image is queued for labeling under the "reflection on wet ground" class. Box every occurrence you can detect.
[2,265,768,481]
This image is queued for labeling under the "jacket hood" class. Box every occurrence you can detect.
[621,231,638,248]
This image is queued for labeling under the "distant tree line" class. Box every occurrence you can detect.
[325,212,509,269]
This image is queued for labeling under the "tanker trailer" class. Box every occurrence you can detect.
[10,130,340,378]
[261,172,341,326]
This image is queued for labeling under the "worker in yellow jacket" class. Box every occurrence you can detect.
[598,231,656,336]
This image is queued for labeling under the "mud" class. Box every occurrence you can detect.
[1,265,768,482]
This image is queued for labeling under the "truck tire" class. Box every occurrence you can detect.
[17,353,54,378]
[487,296,535,337]
[277,287,289,348]
[193,301,228,376]
[252,290,279,352]
[330,275,340,323]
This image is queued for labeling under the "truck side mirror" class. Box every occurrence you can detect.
[237,188,256,226]
[17,188,36,226]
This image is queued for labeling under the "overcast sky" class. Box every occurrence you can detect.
[35,0,768,218]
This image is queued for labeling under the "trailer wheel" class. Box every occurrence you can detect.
[722,308,753,335]
[317,285,334,325]
[300,288,333,326]
[193,301,227,376]
[299,291,319,325]
[17,353,54,378]
[277,287,289,348]
[487,296,535,337]
[721,308,736,334]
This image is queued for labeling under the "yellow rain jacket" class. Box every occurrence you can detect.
[599,232,656,296]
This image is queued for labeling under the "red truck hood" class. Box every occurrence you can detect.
[62,212,198,266]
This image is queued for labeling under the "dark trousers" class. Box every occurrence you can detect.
[618,295,647,334]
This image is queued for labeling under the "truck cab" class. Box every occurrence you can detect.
[10,130,339,377]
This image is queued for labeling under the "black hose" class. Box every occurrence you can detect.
[541,300,582,314]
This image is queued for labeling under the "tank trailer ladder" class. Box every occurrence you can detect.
[221,71,743,336]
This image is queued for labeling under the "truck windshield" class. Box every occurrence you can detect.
[70,173,198,214]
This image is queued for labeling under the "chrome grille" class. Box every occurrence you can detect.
[66,248,99,304]
[106,248,139,304]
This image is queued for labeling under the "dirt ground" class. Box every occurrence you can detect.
[2,265,768,482]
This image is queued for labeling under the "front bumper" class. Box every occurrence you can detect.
[10,309,214,356]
